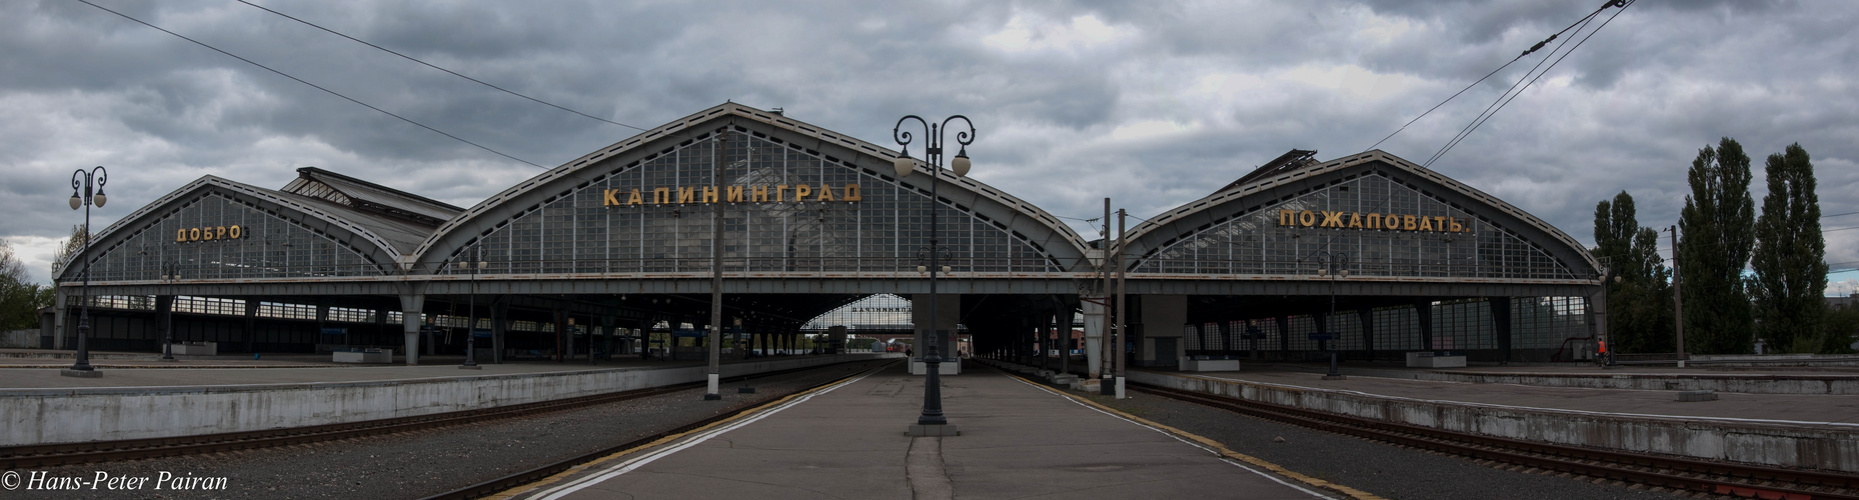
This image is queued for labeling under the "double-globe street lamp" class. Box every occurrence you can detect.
[457,246,487,369]
[1315,251,1348,380]
[160,261,181,362]
[893,114,974,437]
[62,166,108,378]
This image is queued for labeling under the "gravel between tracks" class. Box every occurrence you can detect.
[1055,379,1695,500]
[3,359,891,500]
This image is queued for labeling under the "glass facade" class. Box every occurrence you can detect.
[81,191,387,282]
[1133,169,1578,280]
[1189,297,1588,355]
[444,127,1062,275]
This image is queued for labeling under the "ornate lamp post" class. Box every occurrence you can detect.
[461,246,486,369]
[160,261,180,361]
[1316,251,1348,380]
[62,166,107,378]
[894,114,974,437]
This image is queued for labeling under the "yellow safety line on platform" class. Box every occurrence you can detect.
[485,362,892,499]
[995,366,1386,500]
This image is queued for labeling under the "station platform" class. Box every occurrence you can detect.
[0,351,776,390]
[0,352,891,447]
[1187,365,1859,425]
[505,362,1341,500]
[1118,362,1859,474]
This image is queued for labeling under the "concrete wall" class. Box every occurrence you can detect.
[0,354,887,446]
[1132,370,1859,473]
[1405,370,1859,395]
[1139,295,1185,364]
[1,329,37,348]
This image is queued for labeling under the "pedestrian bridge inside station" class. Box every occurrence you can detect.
[49,103,1603,370]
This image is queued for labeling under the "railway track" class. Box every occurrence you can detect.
[1133,383,1859,500]
[424,359,895,499]
[0,360,885,471]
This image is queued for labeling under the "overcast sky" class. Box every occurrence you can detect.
[3,0,1855,294]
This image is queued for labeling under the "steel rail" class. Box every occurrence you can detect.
[425,359,897,499]
[0,360,877,470]
[1133,383,1859,500]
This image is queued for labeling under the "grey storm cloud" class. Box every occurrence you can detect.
[2,0,1856,290]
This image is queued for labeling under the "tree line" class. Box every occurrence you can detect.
[1594,139,1854,355]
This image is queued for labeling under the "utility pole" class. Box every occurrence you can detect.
[1100,198,1114,395]
[1668,225,1685,368]
[705,132,726,400]
[1114,208,1127,399]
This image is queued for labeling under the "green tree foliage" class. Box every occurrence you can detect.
[1750,143,1831,352]
[1824,305,1859,354]
[49,224,88,281]
[1678,137,1756,355]
[1591,192,1674,353]
[1,239,53,330]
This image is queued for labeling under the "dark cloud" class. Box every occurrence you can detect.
[2,0,1856,290]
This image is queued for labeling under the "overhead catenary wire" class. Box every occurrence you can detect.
[1364,0,1627,153]
[1424,0,1636,168]
[236,0,655,134]
[78,0,546,169]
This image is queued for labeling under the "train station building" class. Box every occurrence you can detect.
[48,102,1603,369]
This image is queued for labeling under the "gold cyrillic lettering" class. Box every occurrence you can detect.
[775,185,788,201]
[1433,216,1448,231]
[1347,212,1362,228]
[603,189,619,206]
[726,185,744,203]
[753,185,769,202]
[1366,213,1381,229]
[1450,218,1464,232]
[794,184,812,201]
[1403,215,1417,231]
[189,228,201,241]
[216,226,227,240]
[842,184,861,201]
[229,225,241,239]
[701,186,718,203]
[177,229,187,242]
[1298,210,1316,227]
[678,186,695,204]
[653,188,670,204]
[1418,215,1433,231]
[816,183,835,201]
[1279,210,1295,226]
[628,189,643,205]
[1320,211,1343,227]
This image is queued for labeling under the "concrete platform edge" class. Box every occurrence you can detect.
[0,354,888,447]
[1132,369,1859,474]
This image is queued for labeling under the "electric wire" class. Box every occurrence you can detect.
[77,0,545,169]
[1425,0,1636,168]
[1423,13,1596,167]
[236,0,653,134]
[1364,0,1624,153]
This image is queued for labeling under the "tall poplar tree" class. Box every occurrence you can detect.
[1750,143,1829,352]
[1678,138,1756,355]
[1592,192,1674,353]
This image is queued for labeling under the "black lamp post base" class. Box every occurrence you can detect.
[160,357,179,362]
[61,368,102,378]
[703,393,722,401]
[907,424,960,437]
[738,387,756,394]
